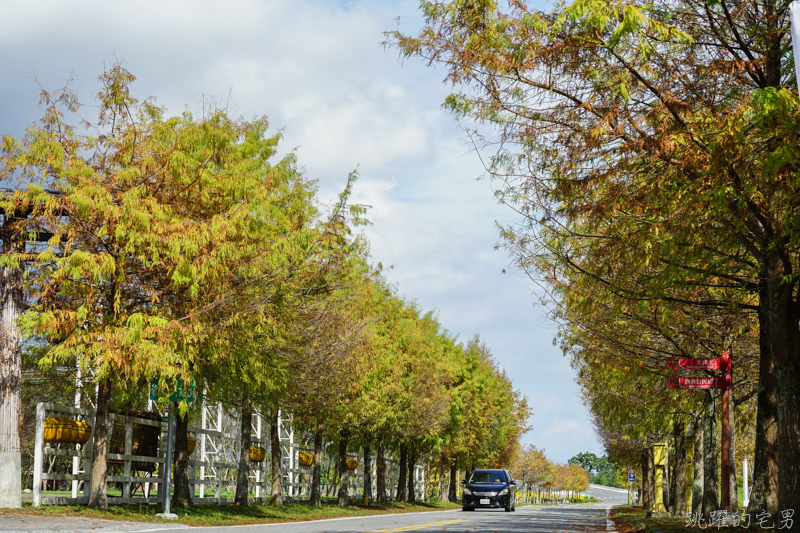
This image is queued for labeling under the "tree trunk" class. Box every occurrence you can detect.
[759,253,800,519]
[311,419,323,506]
[692,415,704,514]
[642,446,654,511]
[437,462,448,501]
[669,454,676,512]
[396,445,408,502]
[673,421,686,516]
[0,263,23,455]
[337,431,349,506]
[376,436,387,503]
[729,394,738,513]
[269,407,282,505]
[407,448,418,503]
[702,391,719,518]
[0,262,23,508]
[448,462,457,502]
[748,288,780,521]
[234,396,251,506]
[88,380,111,508]
[363,435,372,504]
[328,464,339,498]
[171,404,193,508]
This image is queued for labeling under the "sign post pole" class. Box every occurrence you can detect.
[157,407,176,519]
[720,350,731,511]
[667,351,732,512]
[627,471,635,505]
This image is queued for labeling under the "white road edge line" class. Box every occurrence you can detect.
[589,484,629,494]
[134,508,461,532]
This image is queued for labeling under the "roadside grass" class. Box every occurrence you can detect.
[1,499,461,527]
[520,497,601,505]
[611,505,760,533]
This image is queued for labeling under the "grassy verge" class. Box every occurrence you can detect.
[610,505,759,533]
[1,499,461,527]
[519,497,601,505]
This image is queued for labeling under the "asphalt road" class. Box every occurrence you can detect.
[0,485,629,533]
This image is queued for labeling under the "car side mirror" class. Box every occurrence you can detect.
[510,480,517,485]
[460,479,467,484]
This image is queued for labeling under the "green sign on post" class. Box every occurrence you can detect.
[149,378,195,403]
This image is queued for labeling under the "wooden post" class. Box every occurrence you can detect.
[32,404,45,507]
[123,420,132,500]
[685,435,694,513]
[743,457,750,507]
[200,406,206,499]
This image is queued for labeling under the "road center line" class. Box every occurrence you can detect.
[366,518,471,533]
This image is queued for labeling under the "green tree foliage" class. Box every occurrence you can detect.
[568,452,621,488]
[433,335,530,501]
[1,64,341,507]
[2,64,532,509]
[389,0,800,518]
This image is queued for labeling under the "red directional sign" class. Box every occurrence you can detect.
[676,376,727,389]
[680,357,720,370]
[666,351,731,390]
[666,349,733,511]
[669,357,720,370]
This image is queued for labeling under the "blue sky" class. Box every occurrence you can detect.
[0,0,600,464]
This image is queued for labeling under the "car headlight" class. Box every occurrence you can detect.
[498,488,508,496]
[463,488,472,495]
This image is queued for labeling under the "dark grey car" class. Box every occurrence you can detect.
[461,468,516,512]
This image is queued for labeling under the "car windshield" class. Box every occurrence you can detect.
[469,471,505,484]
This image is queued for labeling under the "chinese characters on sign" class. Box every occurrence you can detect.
[669,357,721,370]
[677,376,722,389]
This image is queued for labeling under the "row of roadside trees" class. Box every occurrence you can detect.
[509,444,590,503]
[1,64,529,509]
[389,0,800,522]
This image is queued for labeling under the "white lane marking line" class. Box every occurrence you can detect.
[605,505,616,530]
[135,508,461,532]
[134,526,192,533]
[527,518,606,521]
[531,518,584,522]
[588,484,629,494]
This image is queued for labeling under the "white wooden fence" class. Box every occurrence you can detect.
[31,402,426,506]
[33,402,166,506]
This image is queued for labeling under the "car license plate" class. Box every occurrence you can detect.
[480,498,490,505]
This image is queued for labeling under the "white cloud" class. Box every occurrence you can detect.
[539,417,601,462]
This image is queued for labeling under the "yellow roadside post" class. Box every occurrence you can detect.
[653,443,667,513]
[685,435,694,513]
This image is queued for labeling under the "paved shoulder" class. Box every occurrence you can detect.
[0,498,628,533]
[0,513,187,533]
